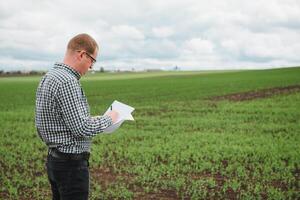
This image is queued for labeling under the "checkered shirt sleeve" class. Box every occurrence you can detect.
[57,79,112,137]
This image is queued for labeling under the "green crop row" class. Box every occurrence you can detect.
[0,68,299,199]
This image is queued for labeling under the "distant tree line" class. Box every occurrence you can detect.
[0,70,46,77]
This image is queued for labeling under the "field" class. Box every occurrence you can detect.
[0,67,299,199]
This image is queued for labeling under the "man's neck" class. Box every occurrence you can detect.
[63,58,82,75]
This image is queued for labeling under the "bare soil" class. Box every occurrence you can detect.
[210,85,300,102]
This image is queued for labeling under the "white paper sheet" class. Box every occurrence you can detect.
[103,100,134,133]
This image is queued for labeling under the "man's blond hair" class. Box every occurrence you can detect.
[67,33,98,55]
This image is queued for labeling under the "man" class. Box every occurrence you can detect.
[35,33,118,200]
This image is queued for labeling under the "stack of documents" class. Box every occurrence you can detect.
[103,100,135,133]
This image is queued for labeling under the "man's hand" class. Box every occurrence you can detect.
[107,110,119,123]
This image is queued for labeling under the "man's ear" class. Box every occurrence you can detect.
[75,51,84,61]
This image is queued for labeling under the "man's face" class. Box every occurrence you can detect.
[78,49,98,75]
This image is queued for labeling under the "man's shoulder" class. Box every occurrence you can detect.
[46,67,78,85]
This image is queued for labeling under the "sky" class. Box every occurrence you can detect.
[0,0,300,71]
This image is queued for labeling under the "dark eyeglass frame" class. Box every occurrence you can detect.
[77,50,97,65]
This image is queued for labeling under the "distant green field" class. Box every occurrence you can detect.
[0,67,299,199]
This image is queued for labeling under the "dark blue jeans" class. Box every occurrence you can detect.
[46,155,90,200]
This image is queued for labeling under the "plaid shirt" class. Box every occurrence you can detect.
[35,63,112,154]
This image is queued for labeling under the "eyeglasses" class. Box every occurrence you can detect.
[77,50,97,65]
[84,52,97,65]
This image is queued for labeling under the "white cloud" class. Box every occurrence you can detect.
[0,0,300,71]
[183,38,214,55]
[152,27,174,38]
[111,25,145,40]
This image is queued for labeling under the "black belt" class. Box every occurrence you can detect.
[48,148,90,161]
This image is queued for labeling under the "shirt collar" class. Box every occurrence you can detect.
[54,62,81,80]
